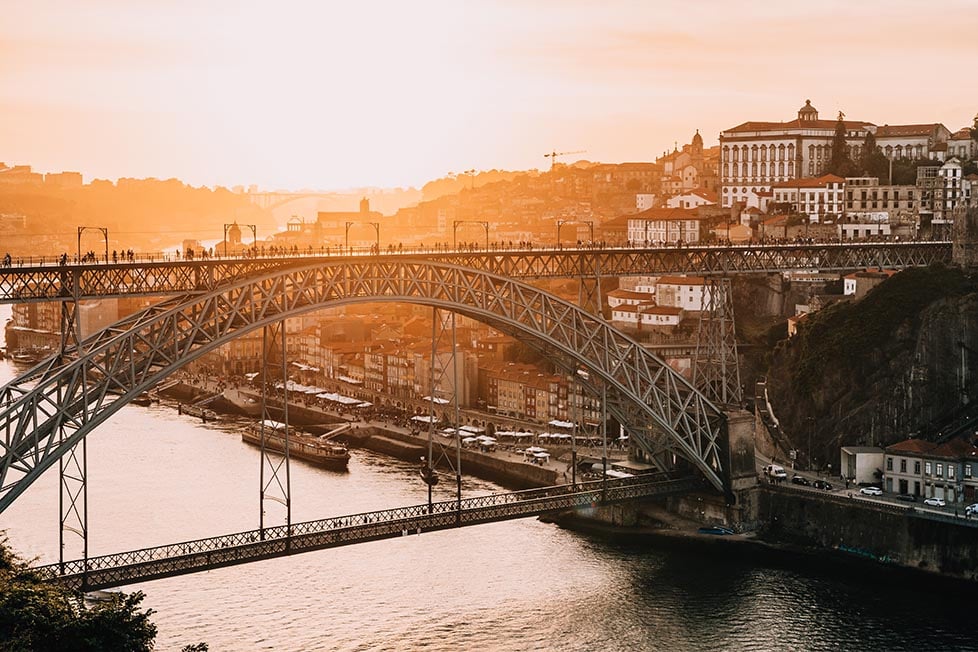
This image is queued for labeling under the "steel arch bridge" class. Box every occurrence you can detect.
[0,258,727,515]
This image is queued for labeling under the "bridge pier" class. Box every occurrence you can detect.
[952,206,978,269]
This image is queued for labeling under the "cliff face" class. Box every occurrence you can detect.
[765,266,978,466]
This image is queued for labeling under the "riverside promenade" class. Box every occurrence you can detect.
[167,373,630,489]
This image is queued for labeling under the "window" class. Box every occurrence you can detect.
[900,459,907,473]
[925,461,932,475]
[948,465,955,479]
[886,458,893,471]
[936,463,944,478]
[966,464,972,478]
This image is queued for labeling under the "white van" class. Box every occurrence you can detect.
[764,464,787,480]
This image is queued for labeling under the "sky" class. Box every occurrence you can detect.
[2,0,976,191]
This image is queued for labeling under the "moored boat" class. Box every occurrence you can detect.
[242,420,350,470]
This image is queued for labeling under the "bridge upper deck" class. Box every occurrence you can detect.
[0,241,951,303]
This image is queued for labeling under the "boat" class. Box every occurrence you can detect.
[242,420,350,470]
[130,392,157,407]
[178,403,218,421]
[10,347,49,364]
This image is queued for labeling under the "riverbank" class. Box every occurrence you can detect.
[161,376,605,490]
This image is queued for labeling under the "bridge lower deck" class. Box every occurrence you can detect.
[35,475,702,591]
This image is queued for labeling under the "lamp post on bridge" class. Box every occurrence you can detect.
[452,220,489,251]
[556,219,594,247]
[345,221,380,253]
[223,223,257,257]
[77,226,108,264]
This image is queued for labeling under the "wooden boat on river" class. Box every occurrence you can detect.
[242,420,351,470]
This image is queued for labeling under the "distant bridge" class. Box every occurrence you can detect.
[35,475,701,591]
[245,191,350,211]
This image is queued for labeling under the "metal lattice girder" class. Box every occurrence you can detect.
[34,475,703,591]
[0,242,951,303]
[693,278,742,407]
[0,260,729,511]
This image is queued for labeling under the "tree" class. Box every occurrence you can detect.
[0,536,162,651]
[858,130,889,179]
[970,113,978,141]
[827,111,856,177]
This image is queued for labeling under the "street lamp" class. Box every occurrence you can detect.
[556,219,594,247]
[452,220,489,250]
[345,221,380,253]
[223,223,256,257]
[77,226,108,264]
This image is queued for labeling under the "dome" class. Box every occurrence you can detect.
[798,99,819,121]
[692,129,703,146]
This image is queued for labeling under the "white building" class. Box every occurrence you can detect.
[625,207,704,245]
[843,177,917,224]
[840,446,884,486]
[606,288,655,309]
[610,304,684,328]
[771,174,845,223]
[720,100,874,209]
[635,193,656,212]
[655,276,712,312]
[874,123,951,161]
[946,127,976,160]
[666,188,717,210]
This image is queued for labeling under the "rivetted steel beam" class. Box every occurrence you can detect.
[0,260,727,512]
[0,242,951,303]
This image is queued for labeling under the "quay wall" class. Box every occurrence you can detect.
[757,485,978,581]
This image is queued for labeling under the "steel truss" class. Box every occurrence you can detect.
[259,322,291,534]
[0,259,728,513]
[34,474,703,591]
[693,278,742,407]
[0,242,951,304]
[423,308,463,514]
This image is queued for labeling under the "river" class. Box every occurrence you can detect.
[0,305,974,651]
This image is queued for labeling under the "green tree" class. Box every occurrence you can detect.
[858,130,889,179]
[0,536,159,651]
[827,111,856,177]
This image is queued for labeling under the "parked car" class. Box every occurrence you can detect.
[896,494,916,502]
[812,480,833,491]
[791,475,811,486]
[859,486,883,496]
[923,497,946,507]
[966,503,978,517]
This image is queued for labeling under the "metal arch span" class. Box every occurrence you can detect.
[0,259,727,512]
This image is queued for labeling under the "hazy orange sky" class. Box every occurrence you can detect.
[3,1,976,191]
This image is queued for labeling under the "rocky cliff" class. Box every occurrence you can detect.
[765,265,978,467]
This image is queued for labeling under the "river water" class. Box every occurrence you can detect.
[0,305,974,651]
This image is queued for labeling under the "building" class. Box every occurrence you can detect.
[606,288,655,309]
[610,304,684,328]
[884,438,978,502]
[946,127,977,161]
[666,188,718,210]
[623,207,704,245]
[770,174,845,223]
[844,177,920,224]
[655,276,712,312]
[720,100,875,209]
[873,123,951,161]
[840,446,884,485]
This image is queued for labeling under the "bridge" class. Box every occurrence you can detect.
[34,475,701,591]
[0,241,951,303]
[244,190,351,211]
[0,240,952,587]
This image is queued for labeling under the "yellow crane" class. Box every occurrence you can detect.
[544,149,586,171]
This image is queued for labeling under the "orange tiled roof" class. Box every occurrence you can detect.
[886,439,936,454]
[772,174,845,189]
[657,275,705,286]
[725,119,873,134]
[875,123,946,138]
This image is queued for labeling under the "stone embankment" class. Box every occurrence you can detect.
[163,378,582,489]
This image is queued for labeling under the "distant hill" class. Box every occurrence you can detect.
[421,169,533,202]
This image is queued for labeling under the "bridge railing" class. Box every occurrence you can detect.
[0,238,951,269]
[33,474,695,581]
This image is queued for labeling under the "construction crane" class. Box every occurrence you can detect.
[544,149,586,171]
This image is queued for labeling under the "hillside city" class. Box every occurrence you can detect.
[4,99,978,501]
